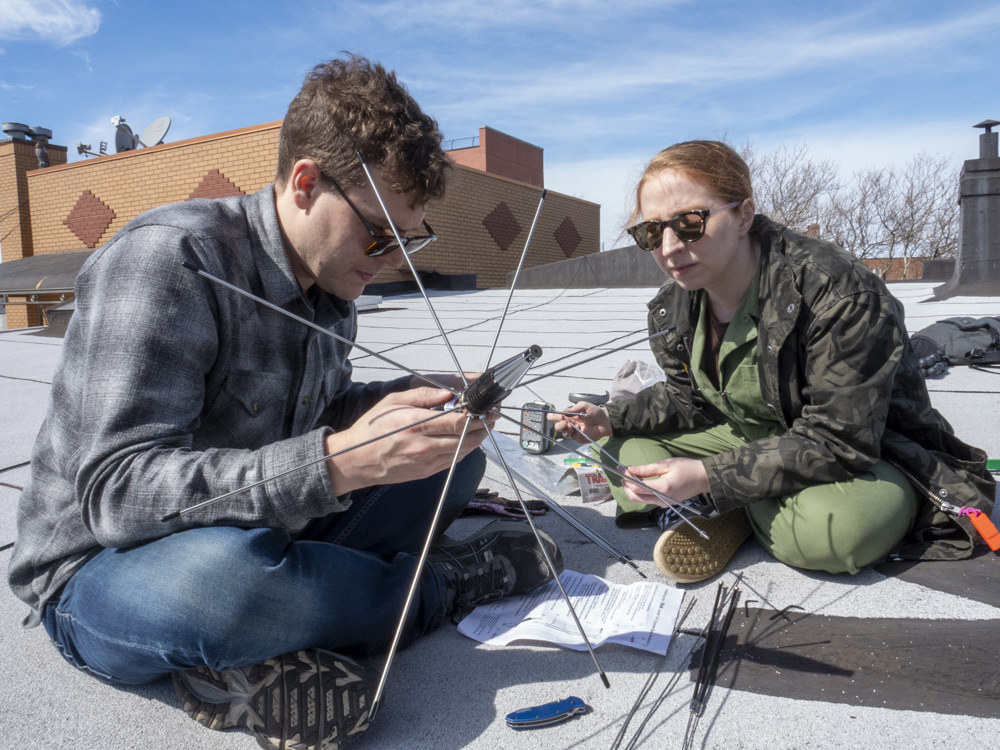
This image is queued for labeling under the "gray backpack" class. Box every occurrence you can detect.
[910,316,1000,375]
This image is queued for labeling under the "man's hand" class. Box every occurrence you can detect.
[622,457,711,507]
[324,386,493,495]
[547,401,613,442]
[409,372,476,393]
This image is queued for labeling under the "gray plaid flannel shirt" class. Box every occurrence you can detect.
[9,187,409,626]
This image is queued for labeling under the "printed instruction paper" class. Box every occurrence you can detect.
[457,570,685,655]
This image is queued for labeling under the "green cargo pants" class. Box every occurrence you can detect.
[598,420,920,574]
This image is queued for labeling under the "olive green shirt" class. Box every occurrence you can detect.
[690,267,779,440]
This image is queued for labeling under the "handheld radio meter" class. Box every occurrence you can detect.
[520,401,555,454]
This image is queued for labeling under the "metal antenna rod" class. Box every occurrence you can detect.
[479,444,643,576]
[521,384,550,406]
[182,263,461,395]
[691,582,725,710]
[494,410,710,538]
[518,328,675,388]
[495,405,600,418]
[623,578,743,750]
[369,413,475,721]
[694,586,740,716]
[486,429,611,688]
[357,152,468,388]
[160,410,452,521]
[522,327,663,374]
[683,577,742,750]
[610,593,694,750]
[484,190,547,370]
[568,420,708,533]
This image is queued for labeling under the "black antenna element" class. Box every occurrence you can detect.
[461,346,541,414]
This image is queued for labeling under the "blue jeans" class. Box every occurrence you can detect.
[42,450,485,685]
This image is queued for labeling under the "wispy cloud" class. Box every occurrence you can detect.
[0,0,100,46]
[69,48,93,71]
[389,1,1000,157]
[430,3,1000,109]
[330,0,671,34]
[717,5,1000,81]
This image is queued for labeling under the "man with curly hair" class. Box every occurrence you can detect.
[9,56,561,750]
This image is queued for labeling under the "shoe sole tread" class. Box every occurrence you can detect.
[173,648,374,750]
[653,511,752,583]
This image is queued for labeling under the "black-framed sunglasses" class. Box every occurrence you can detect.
[321,172,437,257]
[626,200,743,251]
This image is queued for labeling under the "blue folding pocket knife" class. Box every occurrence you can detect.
[505,696,588,729]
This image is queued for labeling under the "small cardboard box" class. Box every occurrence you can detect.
[560,463,611,503]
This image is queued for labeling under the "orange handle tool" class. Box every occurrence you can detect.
[962,508,1000,551]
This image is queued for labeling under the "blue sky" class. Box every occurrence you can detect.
[2,0,999,251]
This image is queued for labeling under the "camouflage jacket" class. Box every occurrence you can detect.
[605,215,995,560]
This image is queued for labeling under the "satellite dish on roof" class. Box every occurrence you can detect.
[109,114,171,152]
[139,116,171,147]
[112,116,137,152]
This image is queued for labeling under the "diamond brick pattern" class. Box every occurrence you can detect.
[483,202,522,252]
[188,169,245,200]
[63,190,115,248]
[554,216,581,257]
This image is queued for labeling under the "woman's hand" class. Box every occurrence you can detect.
[622,457,711,507]
[547,401,613,442]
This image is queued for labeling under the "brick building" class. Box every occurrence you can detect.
[0,123,598,329]
[860,257,927,280]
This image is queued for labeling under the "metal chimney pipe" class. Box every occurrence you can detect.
[931,120,1000,298]
[976,120,999,159]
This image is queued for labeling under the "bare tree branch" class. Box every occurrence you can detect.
[738,141,959,277]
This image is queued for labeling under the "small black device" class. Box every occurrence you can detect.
[520,401,555,454]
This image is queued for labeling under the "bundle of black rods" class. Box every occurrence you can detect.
[682,574,742,750]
